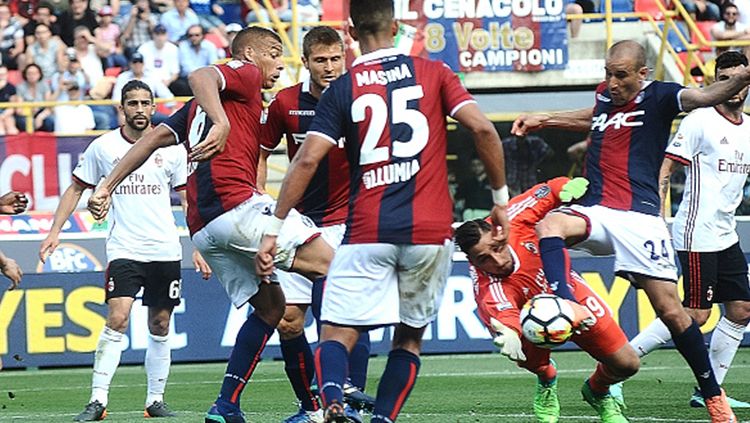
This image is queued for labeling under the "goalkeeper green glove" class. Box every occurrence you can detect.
[490,317,526,362]
[559,177,589,202]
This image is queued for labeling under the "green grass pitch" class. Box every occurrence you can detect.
[0,349,749,422]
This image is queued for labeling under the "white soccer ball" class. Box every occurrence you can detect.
[519,294,575,349]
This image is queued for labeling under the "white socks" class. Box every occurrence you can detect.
[709,317,746,385]
[629,318,672,357]
[90,326,124,406]
[145,334,171,406]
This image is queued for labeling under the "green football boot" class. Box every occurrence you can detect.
[581,379,629,423]
[533,361,560,423]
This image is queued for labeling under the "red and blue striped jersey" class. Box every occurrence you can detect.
[308,48,475,245]
[582,80,684,216]
[162,60,263,235]
[260,80,349,226]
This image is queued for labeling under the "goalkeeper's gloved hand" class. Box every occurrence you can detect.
[490,317,526,362]
[559,177,589,202]
[563,299,597,333]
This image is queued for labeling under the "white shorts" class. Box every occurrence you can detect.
[320,241,454,328]
[562,204,678,283]
[191,193,321,308]
[278,224,345,304]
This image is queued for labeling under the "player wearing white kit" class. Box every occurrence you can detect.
[39,80,211,421]
[629,51,750,409]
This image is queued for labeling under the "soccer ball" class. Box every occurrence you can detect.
[519,294,576,348]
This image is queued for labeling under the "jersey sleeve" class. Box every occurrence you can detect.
[72,141,102,188]
[666,111,701,165]
[438,63,475,117]
[508,177,569,227]
[212,60,262,102]
[471,265,525,335]
[657,81,685,118]
[308,79,346,145]
[171,146,188,190]
[260,94,285,151]
[161,100,192,145]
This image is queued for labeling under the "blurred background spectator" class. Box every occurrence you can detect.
[0,3,24,69]
[174,24,217,95]
[53,80,94,133]
[13,63,53,132]
[58,0,97,46]
[23,3,59,46]
[710,3,750,58]
[455,157,494,221]
[245,0,290,23]
[138,23,178,88]
[120,0,156,58]
[683,0,721,21]
[160,0,198,43]
[20,23,63,82]
[94,5,127,67]
[71,26,103,86]
[222,21,240,57]
[0,65,18,135]
[50,48,89,101]
[112,51,172,123]
[502,134,554,198]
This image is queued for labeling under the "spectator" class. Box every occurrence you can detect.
[189,0,225,31]
[112,52,172,123]
[53,81,95,133]
[160,0,199,43]
[0,65,18,135]
[23,3,60,46]
[502,134,554,197]
[58,0,98,46]
[566,0,595,38]
[216,0,242,24]
[137,24,178,88]
[0,3,25,69]
[95,5,127,68]
[174,24,218,95]
[13,63,53,132]
[221,21,240,57]
[683,0,720,21]
[21,23,64,83]
[296,0,320,22]
[711,3,750,57]
[120,0,156,58]
[50,49,89,101]
[245,0,291,23]
[71,26,104,86]
[455,157,494,220]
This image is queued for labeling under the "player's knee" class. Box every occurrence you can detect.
[657,307,691,332]
[725,300,750,326]
[618,353,640,378]
[277,313,305,339]
[255,306,285,328]
[535,215,566,239]
[106,314,129,333]
[148,317,171,337]
[686,308,711,326]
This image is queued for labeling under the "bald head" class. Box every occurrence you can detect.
[607,40,646,70]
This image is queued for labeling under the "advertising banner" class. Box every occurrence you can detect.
[1,256,746,369]
[393,0,569,72]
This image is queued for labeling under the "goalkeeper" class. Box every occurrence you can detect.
[455,177,639,423]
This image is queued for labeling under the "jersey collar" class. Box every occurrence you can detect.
[302,77,310,93]
[352,47,402,67]
[120,126,136,144]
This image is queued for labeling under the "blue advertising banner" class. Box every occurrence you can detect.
[393,0,569,72]
[0,256,747,369]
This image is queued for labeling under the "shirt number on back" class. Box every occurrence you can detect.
[352,85,429,165]
[186,106,207,175]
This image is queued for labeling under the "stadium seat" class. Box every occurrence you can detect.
[6,69,20,86]
[660,21,690,52]
[322,0,345,21]
[204,32,225,50]
[634,0,664,20]
[692,20,715,52]
[598,0,638,21]
[104,66,122,77]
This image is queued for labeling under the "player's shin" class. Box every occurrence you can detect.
[629,318,671,358]
[673,319,722,399]
[216,313,274,412]
[91,326,124,406]
[281,334,319,411]
[709,316,746,385]
[315,340,349,407]
[348,331,371,390]
[145,333,171,406]
[538,237,576,301]
[371,349,421,423]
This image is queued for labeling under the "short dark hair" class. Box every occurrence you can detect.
[302,26,343,58]
[22,63,43,81]
[715,50,748,74]
[231,25,281,57]
[121,79,153,105]
[350,0,394,38]
[722,2,738,15]
[454,219,491,255]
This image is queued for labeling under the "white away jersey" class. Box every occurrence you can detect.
[73,128,187,262]
[666,107,750,251]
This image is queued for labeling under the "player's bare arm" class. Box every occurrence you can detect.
[0,191,28,215]
[680,69,750,112]
[511,108,593,136]
[453,102,510,241]
[658,157,679,218]
[40,181,88,262]
[186,67,231,162]
[255,134,334,277]
[88,125,176,220]
[179,190,212,280]
[0,250,21,290]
